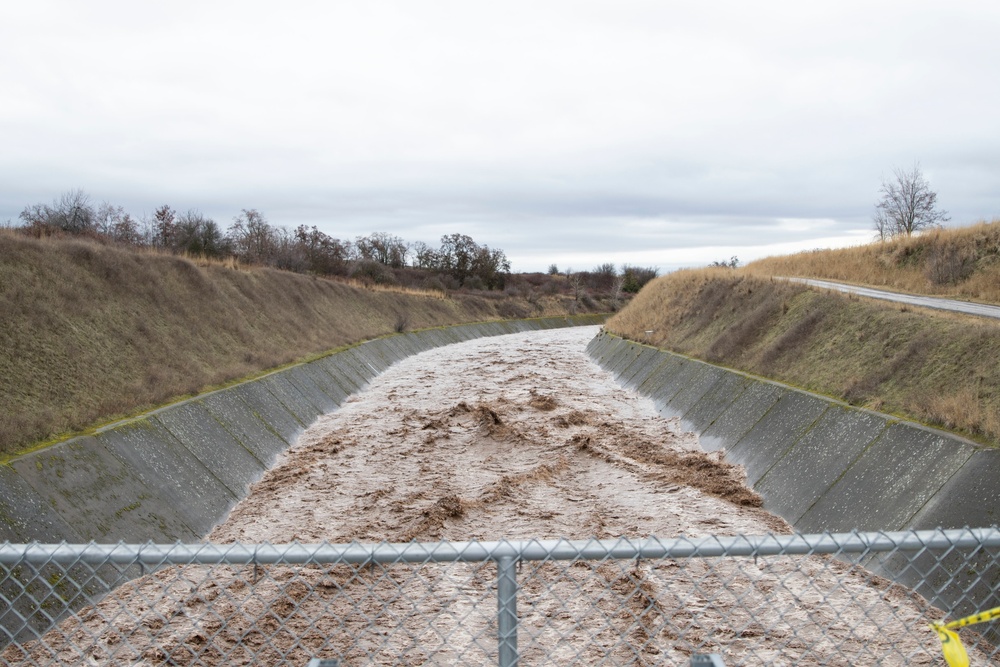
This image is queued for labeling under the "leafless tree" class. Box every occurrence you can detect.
[53,189,95,233]
[95,201,125,236]
[295,225,351,275]
[438,233,479,285]
[873,164,949,240]
[228,208,276,263]
[591,262,617,290]
[19,189,95,234]
[96,202,142,245]
[610,274,626,310]
[411,241,438,269]
[175,210,225,256]
[471,244,511,290]
[152,205,177,247]
[355,232,409,268]
[566,268,585,301]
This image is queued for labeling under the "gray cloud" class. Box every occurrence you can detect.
[2,1,998,272]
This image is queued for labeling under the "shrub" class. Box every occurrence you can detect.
[463,275,486,291]
[421,275,448,292]
[925,244,975,285]
[348,259,397,285]
[621,265,659,293]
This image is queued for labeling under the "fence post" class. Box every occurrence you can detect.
[497,556,519,667]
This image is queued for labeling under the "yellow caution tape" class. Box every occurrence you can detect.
[931,624,969,667]
[940,606,1000,630]
[929,606,1000,666]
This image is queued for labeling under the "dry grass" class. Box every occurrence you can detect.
[0,232,595,458]
[925,388,1000,440]
[339,278,449,299]
[606,270,1000,446]
[746,219,1000,303]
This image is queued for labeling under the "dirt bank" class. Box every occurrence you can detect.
[5,327,976,665]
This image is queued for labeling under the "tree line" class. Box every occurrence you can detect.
[10,189,663,300]
[13,190,512,290]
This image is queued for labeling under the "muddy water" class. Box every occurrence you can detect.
[211,326,772,545]
[7,326,975,665]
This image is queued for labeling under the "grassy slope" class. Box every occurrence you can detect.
[0,232,592,457]
[606,267,1000,447]
[747,219,1000,304]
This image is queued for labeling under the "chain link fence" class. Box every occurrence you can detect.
[2,528,999,665]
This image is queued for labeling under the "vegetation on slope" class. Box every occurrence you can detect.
[10,190,659,299]
[0,232,601,458]
[747,219,1000,304]
[606,268,1000,447]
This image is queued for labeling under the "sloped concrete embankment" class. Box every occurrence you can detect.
[587,331,1000,627]
[0,315,603,643]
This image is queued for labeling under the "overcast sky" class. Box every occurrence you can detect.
[3,2,999,272]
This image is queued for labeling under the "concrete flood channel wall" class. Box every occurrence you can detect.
[0,315,604,644]
[586,331,1000,630]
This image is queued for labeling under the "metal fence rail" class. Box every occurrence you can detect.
[2,528,999,665]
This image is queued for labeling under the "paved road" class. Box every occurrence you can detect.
[785,277,1000,320]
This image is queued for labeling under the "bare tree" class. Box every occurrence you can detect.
[152,205,177,248]
[355,232,409,268]
[411,241,438,269]
[471,245,511,290]
[19,190,95,234]
[228,209,276,263]
[873,164,949,240]
[610,274,626,310]
[175,210,225,256]
[53,189,95,233]
[295,225,350,275]
[95,201,125,236]
[95,201,142,245]
[591,262,617,290]
[566,268,584,301]
[438,233,479,285]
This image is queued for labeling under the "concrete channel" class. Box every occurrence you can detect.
[2,317,997,646]
[586,330,1000,630]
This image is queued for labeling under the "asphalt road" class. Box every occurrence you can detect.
[785,277,1000,320]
